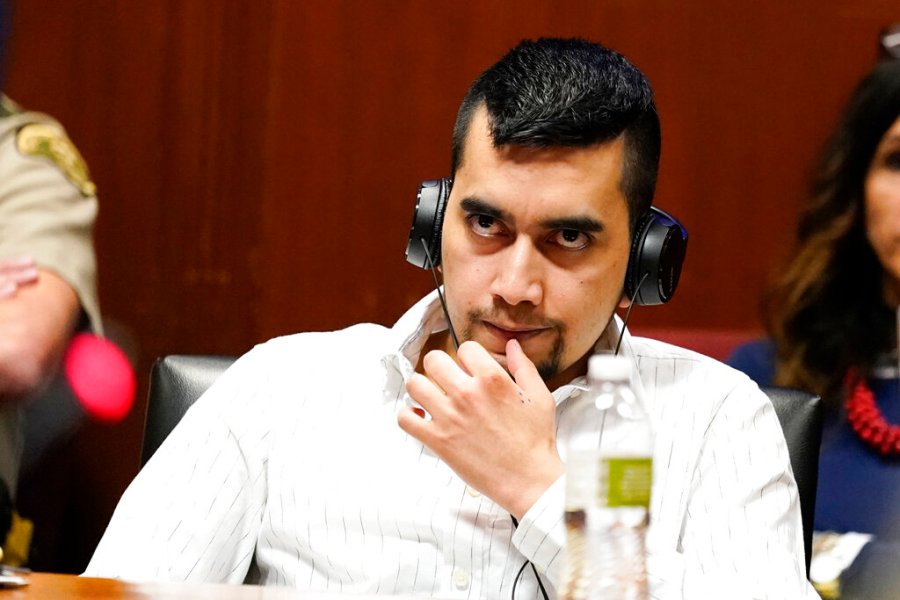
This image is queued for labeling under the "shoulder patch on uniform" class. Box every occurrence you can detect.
[15,122,97,197]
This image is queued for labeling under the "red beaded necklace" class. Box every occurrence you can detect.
[844,368,900,456]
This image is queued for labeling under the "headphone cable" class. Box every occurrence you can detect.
[510,515,550,600]
[420,237,460,350]
[615,271,649,355]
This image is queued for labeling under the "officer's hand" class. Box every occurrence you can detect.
[0,257,39,299]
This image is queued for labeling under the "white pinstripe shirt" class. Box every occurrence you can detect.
[86,292,816,598]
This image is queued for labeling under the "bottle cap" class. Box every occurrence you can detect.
[588,353,631,381]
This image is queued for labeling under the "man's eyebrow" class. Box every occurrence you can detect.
[460,197,511,222]
[459,196,604,232]
[543,216,604,233]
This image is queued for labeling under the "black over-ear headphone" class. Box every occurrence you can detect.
[405,178,688,306]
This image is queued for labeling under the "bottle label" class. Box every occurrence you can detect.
[601,457,652,507]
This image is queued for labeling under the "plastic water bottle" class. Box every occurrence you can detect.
[559,353,653,600]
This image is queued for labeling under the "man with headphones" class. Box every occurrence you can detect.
[87,38,814,597]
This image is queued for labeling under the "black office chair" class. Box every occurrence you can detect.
[762,386,823,576]
[140,354,237,467]
[140,356,822,575]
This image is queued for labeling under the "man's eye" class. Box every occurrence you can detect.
[468,214,503,236]
[552,229,591,250]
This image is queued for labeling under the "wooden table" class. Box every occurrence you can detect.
[0,572,387,599]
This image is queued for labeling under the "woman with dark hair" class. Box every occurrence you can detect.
[729,55,900,598]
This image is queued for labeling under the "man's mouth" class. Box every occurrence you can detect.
[482,321,549,344]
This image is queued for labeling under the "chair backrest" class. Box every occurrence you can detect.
[140,356,822,575]
[761,386,823,577]
[140,354,236,467]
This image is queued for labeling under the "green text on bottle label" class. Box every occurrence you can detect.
[601,457,652,507]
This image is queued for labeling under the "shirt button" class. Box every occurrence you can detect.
[465,486,481,498]
[452,568,471,590]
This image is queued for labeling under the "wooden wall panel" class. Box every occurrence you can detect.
[5,0,277,570]
[3,0,898,571]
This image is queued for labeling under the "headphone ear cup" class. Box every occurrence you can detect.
[405,178,452,269]
[625,207,688,306]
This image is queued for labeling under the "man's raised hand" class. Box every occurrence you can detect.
[399,338,564,519]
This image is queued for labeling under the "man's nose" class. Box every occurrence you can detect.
[489,237,544,306]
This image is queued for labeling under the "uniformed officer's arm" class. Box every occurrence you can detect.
[0,99,101,401]
[0,268,80,401]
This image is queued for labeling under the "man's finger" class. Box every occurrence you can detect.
[405,372,448,416]
[421,350,467,396]
[505,339,545,397]
[397,404,433,441]
[454,340,506,378]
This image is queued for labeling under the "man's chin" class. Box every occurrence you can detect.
[460,321,562,374]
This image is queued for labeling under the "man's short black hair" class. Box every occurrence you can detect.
[451,38,660,230]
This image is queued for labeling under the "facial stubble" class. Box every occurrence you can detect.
[461,310,567,383]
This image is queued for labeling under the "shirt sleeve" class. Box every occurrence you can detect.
[510,474,565,587]
[678,382,818,599]
[84,351,271,583]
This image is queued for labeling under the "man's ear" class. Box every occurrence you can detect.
[618,294,630,309]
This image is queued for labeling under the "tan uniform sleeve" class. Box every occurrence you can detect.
[0,95,101,333]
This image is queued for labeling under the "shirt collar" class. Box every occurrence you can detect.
[381,291,642,406]
[380,290,447,391]
[394,290,450,365]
